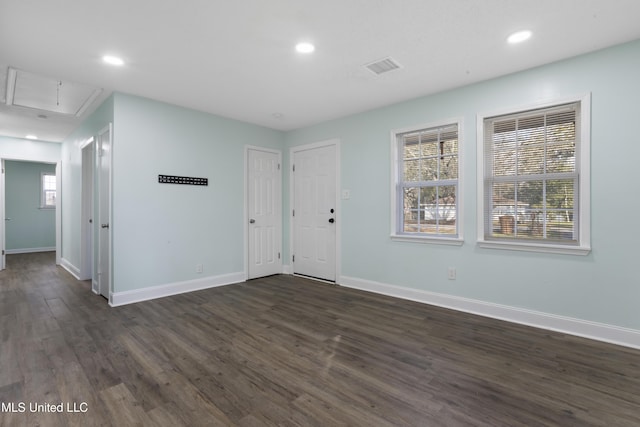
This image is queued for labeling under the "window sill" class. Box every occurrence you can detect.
[477,240,590,256]
[391,234,464,246]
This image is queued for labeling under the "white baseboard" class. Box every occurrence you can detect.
[60,258,82,280]
[282,264,292,275]
[339,275,640,350]
[6,247,56,255]
[110,271,245,307]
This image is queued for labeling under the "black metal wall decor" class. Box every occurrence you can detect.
[158,174,208,186]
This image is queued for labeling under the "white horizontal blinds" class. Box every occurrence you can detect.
[42,173,57,207]
[399,123,458,236]
[484,103,579,243]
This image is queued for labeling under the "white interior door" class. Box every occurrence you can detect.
[247,147,282,279]
[97,125,112,300]
[292,143,337,282]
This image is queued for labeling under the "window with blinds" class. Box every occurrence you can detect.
[394,122,460,239]
[41,173,56,208]
[482,101,584,247]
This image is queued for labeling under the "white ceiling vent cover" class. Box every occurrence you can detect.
[364,57,402,75]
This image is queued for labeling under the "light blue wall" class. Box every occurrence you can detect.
[285,39,640,330]
[61,95,114,269]
[0,136,61,163]
[53,39,640,332]
[4,160,56,251]
[111,93,284,292]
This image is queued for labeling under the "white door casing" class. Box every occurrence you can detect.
[1,159,5,271]
[80,139,95,283]
[97,124,112,300]
[291,141,338,282]
[247,147,282,279]
[0,157,61,270]
[54,161,61,266]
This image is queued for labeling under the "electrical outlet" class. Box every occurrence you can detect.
[447,267,456,280]
[196,264,203,274]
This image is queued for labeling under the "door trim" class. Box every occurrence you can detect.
[97,123,113,303]
[1,159,4,271]
[54,161,62,266]
[289,138,341,283]
[80,137,95,282]
[0,157,61,271]
[244,145,283,280]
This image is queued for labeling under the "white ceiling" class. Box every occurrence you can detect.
[1,0,640,143]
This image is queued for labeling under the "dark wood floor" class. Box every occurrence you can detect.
[1,253,639,426]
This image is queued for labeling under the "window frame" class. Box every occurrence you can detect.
[476,94,591,255]
[390,118,464,245]
[41,172,57,209]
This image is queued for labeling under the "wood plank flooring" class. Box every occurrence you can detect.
[1,252,639,426]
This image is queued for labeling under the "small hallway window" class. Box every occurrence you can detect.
[41,172,56,208]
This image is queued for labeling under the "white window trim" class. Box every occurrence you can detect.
[40,171,56,209]
[390,117,464,245]
[476,94,591,256]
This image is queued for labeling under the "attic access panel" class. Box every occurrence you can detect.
[7,67,102,117]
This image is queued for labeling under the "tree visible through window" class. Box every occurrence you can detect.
[41,173,56,208]
[483,103,579,243]
[395,122,459,238]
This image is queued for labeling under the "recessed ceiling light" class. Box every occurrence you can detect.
[295,42,315,54]
[103,55,125,66]
[507,30,532,44]
[25,134,38,140]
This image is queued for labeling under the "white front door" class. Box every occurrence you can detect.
[97,124,112,300]
[292,143,337,282]
[247,147,282,279]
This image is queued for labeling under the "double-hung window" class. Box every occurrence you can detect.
[392,120,462,244]
[478,95,590,255]
[41,172,56,209]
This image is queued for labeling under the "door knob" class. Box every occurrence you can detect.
[249,219,256,224]
[328,218,335,223]
[101,223,109,229]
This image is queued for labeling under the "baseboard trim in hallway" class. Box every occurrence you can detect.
[110,271,245,306]
[5,247,56,254]
[60,257,82,280]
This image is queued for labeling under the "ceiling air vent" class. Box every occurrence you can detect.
[364,57,402,75]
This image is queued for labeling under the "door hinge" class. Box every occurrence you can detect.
[292,255,295,262]
[1,250,4,255]
[292,164,295,172]
[292,209,295,217]
[278,163,280,170]
[278,252,281,260]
